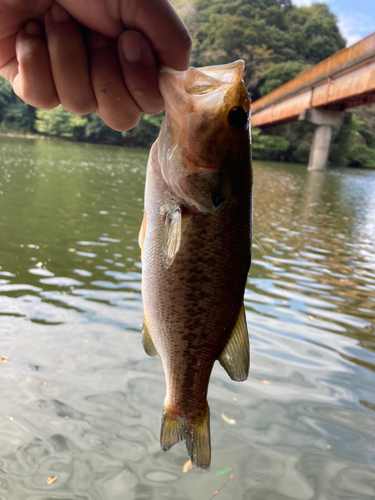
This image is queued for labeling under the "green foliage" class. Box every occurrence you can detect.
[0,78,13,108]
[253,122,316,163]
[329,109,375,168]
[0,75,161,146]
[0,77,35,132]
[329,117,355,166]
[299,3,345,64]
[122,114,163,148]
[189,0,345,99]
[84,112,123,144]
[190,0,286,93]
[281,122,315,163]
[252,127,290,161]
[35,107,88,140]
[349,145,375,168]
[259,61,311,95]
[350,104,375,148]
[2,101,35,132]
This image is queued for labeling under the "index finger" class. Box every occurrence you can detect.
[122,0,192,71]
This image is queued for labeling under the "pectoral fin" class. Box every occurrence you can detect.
[218,304,249,382]
[162,208,181,269]
[142,318,158,357]
[138,211,147,256]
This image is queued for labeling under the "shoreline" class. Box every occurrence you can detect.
[0,131,149,152]
[1,132,373,168]
[0,131,60,141]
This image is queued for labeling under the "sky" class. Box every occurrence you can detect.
[293,0,375,46]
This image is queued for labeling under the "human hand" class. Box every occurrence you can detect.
[0,0,191,130]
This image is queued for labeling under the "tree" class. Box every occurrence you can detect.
[0,77,35,132]
[35,106,87,140]
[259,61,311,95]
[122,113,163,148]
[252,127,290,161]
[188,0,345,103]
[84,112,123,144]
[0,78,13,111]
[299,3,345,64]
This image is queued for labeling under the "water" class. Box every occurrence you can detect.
[0,136,374,500]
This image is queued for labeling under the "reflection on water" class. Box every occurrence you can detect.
[0,137,374,499]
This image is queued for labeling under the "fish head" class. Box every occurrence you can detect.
[158,60,251,213]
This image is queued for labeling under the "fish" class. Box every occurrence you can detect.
[139,60,252,470]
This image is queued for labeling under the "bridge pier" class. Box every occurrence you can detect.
[299,109,346,170]
[308,124,333,171]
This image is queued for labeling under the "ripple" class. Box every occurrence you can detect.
[0,284,42,293]
[28,268,54,277]
[0,271,15,277]
[1,140,375,500]
[39,277,84,287]
[76,251,97,258]
[76,240,108,247]
[73,269,93,277]
[146,471,178,482]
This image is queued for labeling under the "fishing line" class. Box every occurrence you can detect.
[208,475,234,500]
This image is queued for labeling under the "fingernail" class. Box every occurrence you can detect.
[25,21,41,35]
[50,3,70,22]
[121,31,143,63]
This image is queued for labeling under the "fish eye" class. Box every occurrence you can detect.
[228,107,248,129]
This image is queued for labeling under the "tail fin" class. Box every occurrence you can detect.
[160,403,211,470]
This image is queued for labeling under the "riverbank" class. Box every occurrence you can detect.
[1,128,374,168]
[0,131,59,141]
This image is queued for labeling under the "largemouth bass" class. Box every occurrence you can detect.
[139,60,252,470]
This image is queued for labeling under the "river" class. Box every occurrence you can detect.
[0,136,374,500]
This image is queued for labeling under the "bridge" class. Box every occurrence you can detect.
[251,31,375,170]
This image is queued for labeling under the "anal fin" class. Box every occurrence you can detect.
[142,318,158,357]
[218,304,249,381]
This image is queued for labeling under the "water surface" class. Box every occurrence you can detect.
[0,137,374,499]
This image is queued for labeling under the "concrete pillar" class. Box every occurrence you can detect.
[308,125,332,171]
[298,108,350,171]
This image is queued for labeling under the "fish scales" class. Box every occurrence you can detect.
[144,144,250,403]
[139,60,252,470]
